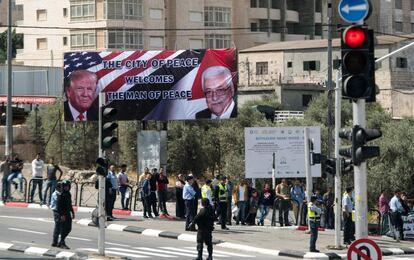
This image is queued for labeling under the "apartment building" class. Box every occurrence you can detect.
[0,0,23,33]
[15,0,327,66]
[238,34,414,118]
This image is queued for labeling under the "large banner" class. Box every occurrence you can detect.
[245,127,321,179]
[63,49,237,121]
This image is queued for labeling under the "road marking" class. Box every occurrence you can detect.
[106,242,131,247]
[67,236,91,241]
[177,233,197,242]
[107,224,127,231]
[11,241,35,245]
[160,247,229,257]
[107,247,175,258]
[79,248,148,258]
[134,247,197,257]
[55,251,76,258]
[0,242,13,250]
[141,229,162,237]
[24,246,49,256]
[0,215,53,223]
[184,247,254,257]
[8,228,47,235]
[217,242,280,256]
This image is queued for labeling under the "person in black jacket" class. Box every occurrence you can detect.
[190,198,215,260]
[150,168,159,216]
[59,180,75,249]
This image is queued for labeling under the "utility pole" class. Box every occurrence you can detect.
[326,0,334,186]
[304,127,312,220]
[98,93,105,256]
[5,0,13,157]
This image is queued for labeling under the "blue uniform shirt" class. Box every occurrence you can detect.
[50,190,61,211]
[183,182,196,200]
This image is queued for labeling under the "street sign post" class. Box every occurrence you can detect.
[338,0,370,23]
[347,238,382,260]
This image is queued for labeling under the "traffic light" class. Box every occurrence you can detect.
[339,125,382,166]
[96,157,109,176]
[341,25,376,102]
[101,106,118,150]
[325,157,336,175]
[341,158,353,175]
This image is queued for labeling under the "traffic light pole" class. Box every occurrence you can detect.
[353,99,368,238]
[304,127,312,229]
[98,93,106,256]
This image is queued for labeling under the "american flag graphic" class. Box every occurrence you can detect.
[63,49,237,121]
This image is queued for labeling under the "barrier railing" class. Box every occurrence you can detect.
[133,186,143,212]
[8,177,27,202]
[79,182,98,208]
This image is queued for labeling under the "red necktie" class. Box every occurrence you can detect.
[78,113,85,121]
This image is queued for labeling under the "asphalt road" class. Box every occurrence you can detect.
[0,206,287,259]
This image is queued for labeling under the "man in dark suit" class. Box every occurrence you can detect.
[196,66,236,119]
[64,70,98,121]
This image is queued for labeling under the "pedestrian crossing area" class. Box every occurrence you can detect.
[79,246,254,259]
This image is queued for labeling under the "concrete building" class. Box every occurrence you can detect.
[15,0,327,66]
[0,0,23,33]
[238,34,414,118]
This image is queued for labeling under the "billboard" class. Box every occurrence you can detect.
[137,130,167,174]
[245,127,321,179]
[63,49,237,121]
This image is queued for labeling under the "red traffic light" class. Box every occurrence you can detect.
[343,26,366,48]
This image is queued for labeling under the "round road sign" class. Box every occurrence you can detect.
[347,238,382,260]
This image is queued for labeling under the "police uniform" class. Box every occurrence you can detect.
[342,191,355,245]
[308,198,322,252]
[216,182,228,230]
[59,181,74,249]
[191,202,214,260]
[50,183,62,247]
[201,183,213,206]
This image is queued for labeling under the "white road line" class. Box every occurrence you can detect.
[80,248,148,258]
[184,247,254,257]
[177,233,197,242]
[8,228,47,235]
[106,242,131,247]
[107,224,127,231]
[11,241,35,245]
[141,229,162,237]
[0,242,13,250]
[0,215,53,223]
[134,247,197,257]
[67,236,91,241]
[77,218,93,226]
[160,247,229,257]
[107,247,175,258]
[55,251,76,258]
[24,247,49,256]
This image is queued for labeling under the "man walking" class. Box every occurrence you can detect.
[157,166,169,216]
[106,165,118,218]
[342,187,355,245]
[1,156,11,202]
[118,164,129,210]
[323,187,335,229]
[190,198,215,260]
[50,182,63,247]
[234,179,248,225]
[290,179,305,226]
[216,176,229,230]
[308,195,322,252]
[59,180,74,249]
[30,153,44,203]
[183,175,196,231]
[389,189,404,241]
[276,179,291,226]
[43,157,62,205]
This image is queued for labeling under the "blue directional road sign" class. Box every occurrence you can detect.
[338,0,370,23]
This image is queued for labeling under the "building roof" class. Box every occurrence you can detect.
[239,34,414,53]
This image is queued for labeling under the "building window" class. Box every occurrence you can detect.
[70,0,95,21]
[251,23,258,32]
[259,19,269,32]
[396,57,407,68]
[302,94,312,107]
[36,9,47,21]
[303,60,320,71]
[394,21,403,32]
[204,6,231,27]
[251,0,271,8]
[63,37,68,46]
[412,0,414,10]
[189,11,203,22]
[287,61,292,68]
[63,8,68,17]
[411,23,414,33]
[189,39,203,49]
[333,59,341,69]
[395,0,402,9]
[71,32,95,47]
[149,9,163,19]
[105,0,143,20]
[150,36,164,49]
[256,62,268,75]
[106,29,143,50]
[37,38,47,50]
[205,34,231,48]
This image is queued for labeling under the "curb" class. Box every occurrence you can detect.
[0,241,79,259]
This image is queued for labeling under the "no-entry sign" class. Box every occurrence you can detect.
[347,238,382,260]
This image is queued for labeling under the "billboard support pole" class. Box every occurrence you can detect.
[304,127,312,229]
[98,93,105,256]
[272,152,276,189]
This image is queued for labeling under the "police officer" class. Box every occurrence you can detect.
[308,195,322,252]
[201,180,214,206]
[50,182,62,247]
[342,187,355,245]
[215,176,229,230]
[190,198,214,260]
[59,180,75,249]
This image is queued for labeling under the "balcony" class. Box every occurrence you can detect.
[248,8,281,20]
[249,32,281,43]
[286,10,299,23]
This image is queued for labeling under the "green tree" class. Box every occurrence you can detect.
[0,29,23,63]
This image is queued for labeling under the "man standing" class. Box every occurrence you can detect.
[64,70,98,121]
[43,157,62,205]
[150,168,159,216]
[142,172,153,218]
[323,187,335,229]
[30,153,44,203]
[118,164,129,210]
[234,179,248,225]
[290,179,305,226]
[58,180,74,249]
[389,189,404,241]
[276,179,291,226]
[226,177,233,226]
[308,196,322,252]
[342,187,355,245]
[196,66,236,119]
[157,166,169,216]
[216,176,229,230]
[190,198,215,260]
[378,189,389,234]
[106,165,118,219]
[139,167,150,215]
[50,182,62,247]
[1,156,11,202]
[183,175,196,231]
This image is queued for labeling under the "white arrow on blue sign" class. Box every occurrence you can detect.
[338,0,370,23]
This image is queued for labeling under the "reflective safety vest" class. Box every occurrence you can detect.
[218,183,227,202]
[201,184,211,199]
[308,202,319,218]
